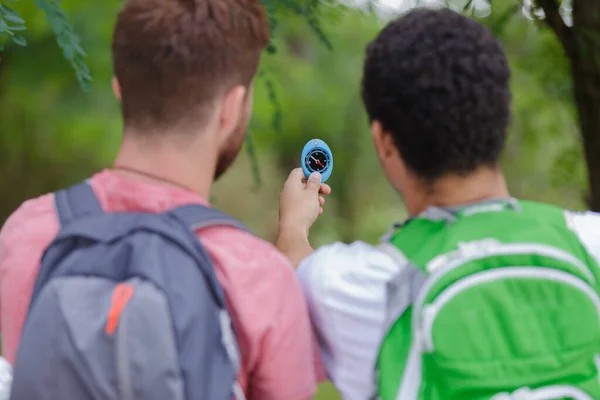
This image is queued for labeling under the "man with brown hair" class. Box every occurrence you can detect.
[0,1,323,398]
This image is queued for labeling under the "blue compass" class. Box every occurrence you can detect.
[301,139,333,183]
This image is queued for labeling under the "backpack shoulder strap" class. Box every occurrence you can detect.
[168,204,251,234]
[54,180,103,226]
[417,198,522,224]
[167,203,249,400]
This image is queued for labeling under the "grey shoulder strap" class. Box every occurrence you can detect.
[372,243,427,400]
[168,204,249,400]
[168,204,251,234]
[54,181,104,226]
[418,198,522,223]
[377,243,427,332]
[418,206,457,223]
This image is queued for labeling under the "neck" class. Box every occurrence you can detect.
[404,167,510,216]
[113,130,217,199]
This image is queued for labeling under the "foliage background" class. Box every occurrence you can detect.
[0,1,589,398]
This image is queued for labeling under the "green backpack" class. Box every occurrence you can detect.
[376,199,600,400]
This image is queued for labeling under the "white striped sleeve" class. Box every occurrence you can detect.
[565,210,600,265]
[297,241,400,400]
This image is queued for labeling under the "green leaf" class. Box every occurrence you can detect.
[7,25,26,31]
[34,0,92,91]
[62,43,75,59]
[11,34,26,46]
[73,41,87,57]
[0,19,8,33]
[1,6,24,24]
[76,74,92,92]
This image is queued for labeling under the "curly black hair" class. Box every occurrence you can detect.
[361,8,511,181]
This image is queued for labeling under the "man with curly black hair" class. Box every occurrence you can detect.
[276,7,600,400]
[361,7,511,190]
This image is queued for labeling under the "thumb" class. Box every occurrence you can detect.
[306,172,322,192]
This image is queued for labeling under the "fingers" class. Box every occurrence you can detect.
[283,169,331,199]
[319,184,332,195]
[285,168,307,189]
[319,196,325,206]
[288,167,305,180]
[305,172,322,192]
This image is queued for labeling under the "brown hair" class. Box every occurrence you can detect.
[112,0,270,131]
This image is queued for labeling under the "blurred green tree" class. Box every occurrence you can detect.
[0,0,334,91]
[1,0,598,211]
[524,0,600,209]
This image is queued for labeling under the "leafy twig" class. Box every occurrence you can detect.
[259,69,283,134]
[245,129,262,189]
[276,0,332,50]
[262,0,278,54]
[0,2,27,50]
[34,0,92,91]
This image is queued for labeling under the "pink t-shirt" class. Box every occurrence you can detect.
[0,170,323,400]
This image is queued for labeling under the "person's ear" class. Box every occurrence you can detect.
[218,85,247,139]
[112,76,122,101]
[371,120,397,161]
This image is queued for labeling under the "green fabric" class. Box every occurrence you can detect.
[377,200,600,400]
[378,308,413,400]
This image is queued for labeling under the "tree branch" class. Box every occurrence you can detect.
[535,0,573,57]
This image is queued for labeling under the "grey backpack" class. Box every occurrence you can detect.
[10,181,247,400]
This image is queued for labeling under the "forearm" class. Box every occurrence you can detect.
[275,225,314,269]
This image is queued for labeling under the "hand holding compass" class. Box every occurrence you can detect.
[275,139,333,267]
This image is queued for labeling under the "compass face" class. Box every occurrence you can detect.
[305,148,330,173]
